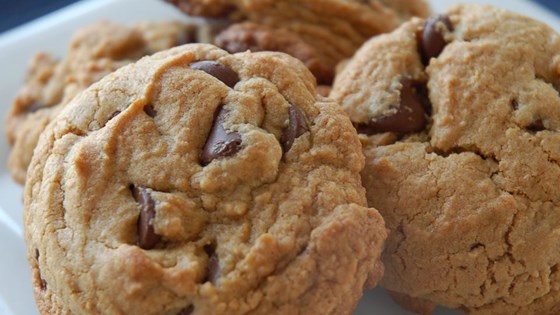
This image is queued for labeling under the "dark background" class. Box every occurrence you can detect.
[0,0,85,33]
[0,0,559,34]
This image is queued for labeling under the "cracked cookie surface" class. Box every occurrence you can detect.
[5,20,207,184]
[332,4,560,314]
[166,0,430,84]
[24,44,387,315]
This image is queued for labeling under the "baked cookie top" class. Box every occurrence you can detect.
[4,20,203,184]
[332,4,560,314]
[24,44,386,315]
[166,0,430,84]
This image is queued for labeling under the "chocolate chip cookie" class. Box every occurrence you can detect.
[166,0,431,84]
[332,4,560,314]
[24,44,387,315]
[4,20,207,184]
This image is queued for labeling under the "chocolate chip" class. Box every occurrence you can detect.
[200,105,242,165]
[354,123,376,135]
[143,105,157,118]
[527,119,545,132]
[204,244,220,284]
[190,60,239,88]
[35,249,40,261]
[178,305,194,315]
[280,105,309,152]
[130,185,160,250]
[364,79,428,134]
[418,15,453,65]
[414,83,432,115]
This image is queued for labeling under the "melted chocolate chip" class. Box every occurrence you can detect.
[200,105,242,165]
[354,123,377,135]
[143,105,157,118]
[178,305,195,315]
[190,60,240,88]
[280,105,309,152]
[418,15,453,65]
[365,79,428,134]
[527,119,545,132]
[130,185,160,249]
[415,83,432,115]
[204,244,220,284]
[511,99,520,110]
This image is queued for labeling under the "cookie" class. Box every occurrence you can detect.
[24,44,387,315]
[332,4,560,314]
[4,20,207,184]
[166,0,431,84]
[215,22,331,84]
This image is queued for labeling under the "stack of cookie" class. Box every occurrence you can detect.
[5,1,560,314]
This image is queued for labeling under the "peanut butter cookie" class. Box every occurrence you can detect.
[24,44,387,315]
[332,4,560,314]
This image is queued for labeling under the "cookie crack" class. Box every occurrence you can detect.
[493,182,559,206]
[428,144,499,163]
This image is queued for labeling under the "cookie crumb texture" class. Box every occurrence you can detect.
[333,4,560,314]
[24,44,386,315]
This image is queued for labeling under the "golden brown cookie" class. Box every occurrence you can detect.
[166,0,431,84]
[5,20,203,184]
[332,4,560,314]
[24,44,387,315]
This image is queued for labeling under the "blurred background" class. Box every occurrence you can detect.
[0,0,559,33]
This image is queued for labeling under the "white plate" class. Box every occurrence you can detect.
[0,0,558,314]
